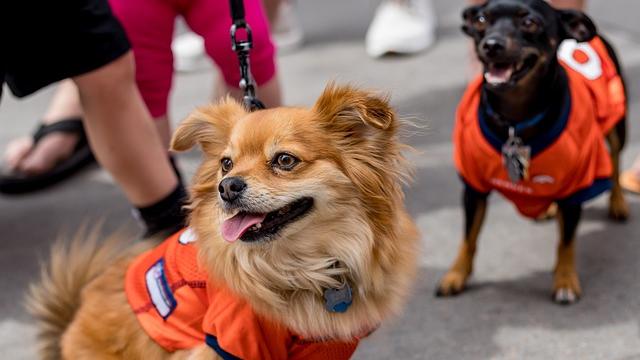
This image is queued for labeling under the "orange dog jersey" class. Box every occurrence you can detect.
[454,37,626,218]
[125,228,358,359]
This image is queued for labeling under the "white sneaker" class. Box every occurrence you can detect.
[366,0,437,58]
[172,32,207,73]
[271,1,304,53]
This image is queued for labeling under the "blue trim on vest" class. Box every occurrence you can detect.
[484,102,547,134]
[478,87,572,158]
[205,334,242,360]
[558,178,612,206]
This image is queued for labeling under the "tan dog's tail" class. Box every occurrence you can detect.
[26,227,128,360]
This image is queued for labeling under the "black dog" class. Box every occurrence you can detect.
[436,0,628,305]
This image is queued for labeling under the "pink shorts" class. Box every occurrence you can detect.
[108,0,276,117]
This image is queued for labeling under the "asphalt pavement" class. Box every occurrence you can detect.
[2,0,640,359]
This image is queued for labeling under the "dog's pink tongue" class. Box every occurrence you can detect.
[485,67,514,85]
[221,212,266,242]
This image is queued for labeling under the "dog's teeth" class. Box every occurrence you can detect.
[256,223,262,229]
[226,209,241,220]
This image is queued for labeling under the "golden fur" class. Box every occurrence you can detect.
[27,84,420,359]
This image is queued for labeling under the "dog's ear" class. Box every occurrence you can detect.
[313,83,405,185]
[314,84,407,212]
[461,5,484,38]
[557,9,597,42]
[170,98,245,155]
[314,83,396,151]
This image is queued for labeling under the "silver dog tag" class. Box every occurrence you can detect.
[502,127,531,183]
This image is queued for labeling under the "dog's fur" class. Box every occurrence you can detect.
[27,84,419,359]
[436,0,628,305]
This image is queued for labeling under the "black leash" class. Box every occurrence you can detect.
[229,0,265,111]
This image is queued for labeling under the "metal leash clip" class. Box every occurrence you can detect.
[229,0,265,111]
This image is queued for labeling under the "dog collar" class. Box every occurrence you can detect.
[484,101,547,136]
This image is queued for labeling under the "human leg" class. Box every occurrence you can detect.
[1,0,130,193]
[2,0,186,234]
[72,52,178,207]
[72,52,186,238]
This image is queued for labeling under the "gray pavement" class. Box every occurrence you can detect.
[2,0,640,358]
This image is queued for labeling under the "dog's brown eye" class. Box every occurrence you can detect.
[474,14,488,32]
[273,153,299,170]
[221,158,233,173]
[521,17,539,33]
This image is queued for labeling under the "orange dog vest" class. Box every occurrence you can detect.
[125,229,358,359]
[454,37,625,218]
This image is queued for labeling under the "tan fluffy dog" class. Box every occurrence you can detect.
[27,84,419,359]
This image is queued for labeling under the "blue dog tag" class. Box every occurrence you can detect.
[324,284,353,313]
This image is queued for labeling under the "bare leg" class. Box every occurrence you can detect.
[72,52,178,207]
[153,115,172,149]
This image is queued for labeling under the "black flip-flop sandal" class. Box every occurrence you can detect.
[0,118,96,194]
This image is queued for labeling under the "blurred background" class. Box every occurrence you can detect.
[1,0,640,358]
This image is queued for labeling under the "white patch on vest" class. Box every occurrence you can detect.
[490,178,534,194]
[558,39,603,80]
[179,228,197,244]
[532,175,556,184]
[145,259,176,319]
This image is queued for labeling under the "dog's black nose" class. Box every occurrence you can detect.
[219,177,246,202]
[481,37,506,58]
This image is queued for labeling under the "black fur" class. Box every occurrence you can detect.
[437,0,629,304]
